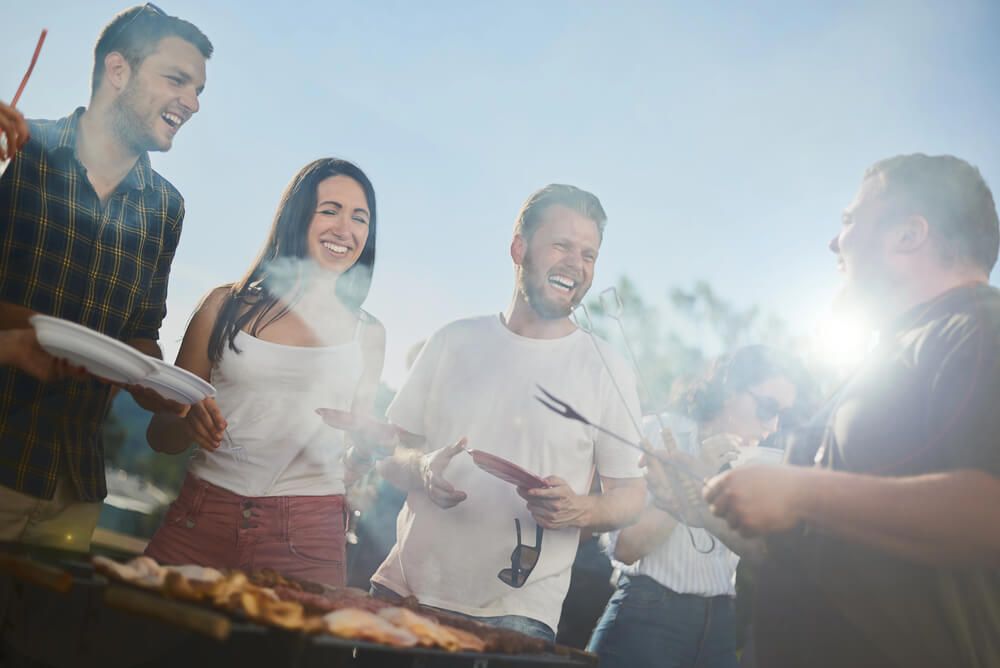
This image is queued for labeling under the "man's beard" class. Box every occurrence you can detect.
[517,252,588,320]
[111,79,163,154]
[831,272,887,330]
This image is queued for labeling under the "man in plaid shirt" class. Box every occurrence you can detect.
[0,5,213,550]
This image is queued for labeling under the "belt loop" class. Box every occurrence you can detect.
[191,475,208,516]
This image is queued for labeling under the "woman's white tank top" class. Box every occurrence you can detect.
[188,313,370,497]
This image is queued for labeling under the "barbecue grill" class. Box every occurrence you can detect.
[0,544,597,668]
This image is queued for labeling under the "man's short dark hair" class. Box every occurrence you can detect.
[865,154,1000,273]
[91,5,213,96]
[513,184,607,244]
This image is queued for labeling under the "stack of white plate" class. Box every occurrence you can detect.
[30,314,215,404]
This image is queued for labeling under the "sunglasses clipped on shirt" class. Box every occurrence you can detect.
[498,519,543,588]
[747,390,782,423]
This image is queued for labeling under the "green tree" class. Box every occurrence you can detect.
[584,276,818,414]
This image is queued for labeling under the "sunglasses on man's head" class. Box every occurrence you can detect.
[498,519,543,588]
[747,391,782,423]
[107,3,168,44]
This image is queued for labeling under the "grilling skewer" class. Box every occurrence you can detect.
[534,384,703,483]
[570,303,644,440]
[595,286,687,456]
[1,30,47,170]
[11,30,48,108]
[585,289,720,551]
[535,383,715,552]
[598,287,667,429]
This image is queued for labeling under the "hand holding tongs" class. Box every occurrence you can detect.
[534,384,703,482]
[536,383,715,552]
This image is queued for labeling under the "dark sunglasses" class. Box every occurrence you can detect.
[107,3,168,45]
[498,519,543,588]
[747,391,782,423]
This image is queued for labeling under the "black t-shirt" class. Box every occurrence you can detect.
[755,284,1000,668]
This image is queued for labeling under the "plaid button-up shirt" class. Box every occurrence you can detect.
[0,108,184,501]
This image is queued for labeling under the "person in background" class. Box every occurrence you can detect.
[0,5,213,551]
[588,345,800,668]
[145,158,385,587]
[696,154,1000,667]
[368,184,646,641]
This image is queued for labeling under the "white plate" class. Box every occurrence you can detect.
[30,314,157,384]
[135,358,216,404]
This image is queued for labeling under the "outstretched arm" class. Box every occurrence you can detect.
[377,435,470,509]
[705,466,1000,567]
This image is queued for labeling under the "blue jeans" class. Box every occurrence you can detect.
[587,574,739,668]
[370,581,555,642]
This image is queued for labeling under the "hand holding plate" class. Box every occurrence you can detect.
[698,433,743,475]
[518,475,592,530]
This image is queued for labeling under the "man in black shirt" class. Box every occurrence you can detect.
[685,154,1000,667]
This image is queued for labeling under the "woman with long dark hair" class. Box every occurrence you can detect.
[144,158,384,586]
[587,345,804,668]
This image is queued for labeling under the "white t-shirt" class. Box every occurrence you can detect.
[372,314,643,631]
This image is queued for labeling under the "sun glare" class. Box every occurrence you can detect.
[807,310,875,376]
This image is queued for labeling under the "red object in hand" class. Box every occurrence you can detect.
[12,30,47,108]
[466,449,549,489]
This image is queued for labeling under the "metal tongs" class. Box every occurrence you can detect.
[536,383,715,553]
[534,385,703,482]
[570,303,644,440]
[597,287,669,433]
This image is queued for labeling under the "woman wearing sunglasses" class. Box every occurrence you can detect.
[143,158,383,587]
[587,345,803,668]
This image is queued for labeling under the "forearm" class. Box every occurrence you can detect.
[376,447,425,493]
[146,414,194,455]
[699,512,767,564]
[627,493,764,564]
[127,338,162,359]
[798,468,1000,567]
[614,505,678,565]
[343,445,375,487]
[0,300,36,330]
[585,480,645,533]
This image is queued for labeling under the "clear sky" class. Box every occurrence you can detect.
[4,0,999,386]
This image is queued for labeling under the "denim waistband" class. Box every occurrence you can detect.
[619,573,733,601]
[620,573,678,595]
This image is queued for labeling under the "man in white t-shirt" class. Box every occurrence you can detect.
[370,184,646,640]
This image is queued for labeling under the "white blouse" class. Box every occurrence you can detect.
[188,314,370,497]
